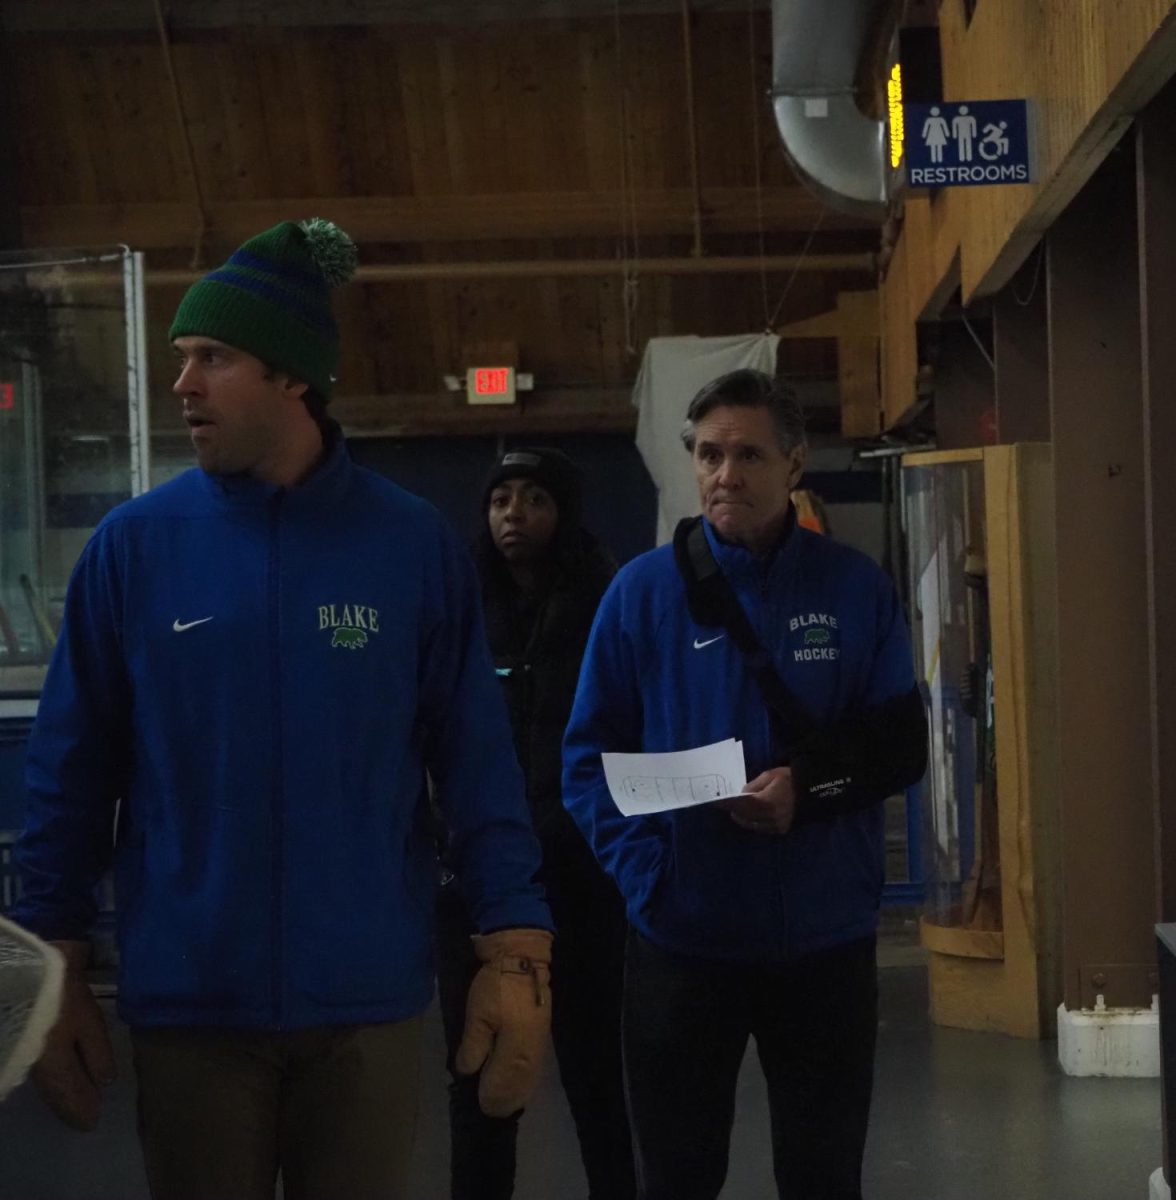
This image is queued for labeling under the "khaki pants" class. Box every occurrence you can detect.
[131,1018,422,1200]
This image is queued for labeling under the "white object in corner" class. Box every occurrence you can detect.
[1150,1168,1170,1200]
[1057,998,1160,1077]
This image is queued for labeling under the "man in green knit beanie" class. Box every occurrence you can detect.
[167,217,353,482]
[14,220,555,1200]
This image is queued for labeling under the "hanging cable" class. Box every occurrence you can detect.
[613,0,641,356]
[766,204,826,329]
[681,0,704,258]
[960,309,995,371]
[748,3,771,330]
[153,0,209,269]
[1012,240,1045,307]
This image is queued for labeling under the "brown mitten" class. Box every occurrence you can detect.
[454,928,553,1117]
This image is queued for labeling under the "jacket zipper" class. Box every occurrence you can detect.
[268,495,285,1026]
[759,562,791,961]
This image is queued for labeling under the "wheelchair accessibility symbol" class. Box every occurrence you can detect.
[978,121,1010,161]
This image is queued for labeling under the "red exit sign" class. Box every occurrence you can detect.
[475,367,510,395]
[0,383,13,411]
[466,365,517,406]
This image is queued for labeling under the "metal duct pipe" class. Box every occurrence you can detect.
[771,0,890,219]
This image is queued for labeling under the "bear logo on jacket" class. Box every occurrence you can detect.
[319,603,380,649]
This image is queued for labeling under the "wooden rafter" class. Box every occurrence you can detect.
[20,189,876,251]
[333,387,637,439]
[63,253,871,289]
[2,0,771,34]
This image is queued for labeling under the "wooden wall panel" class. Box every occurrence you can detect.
[1048,144,1154,1011]
[578,22,621,191]
[301,38,363,196]
[20,51,85,205]
[250,36,316,196]
[880,221,919,428]
[879,1,1176,430]
[932,322,994,451]
[96,45,169,202]
[885,0,1176,319]
[993,250,1050,443]
[837,290,881,439]
[1136,78,1176,927]
[214,43,276,201]
[50,48,106,204]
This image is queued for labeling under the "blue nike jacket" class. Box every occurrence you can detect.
[562,517,916,963]
[15,438,550,1029]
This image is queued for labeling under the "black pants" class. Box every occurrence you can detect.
[436,862,635,1200]
[622,931,878,1200]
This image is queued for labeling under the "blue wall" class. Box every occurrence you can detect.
[347,433,658,566]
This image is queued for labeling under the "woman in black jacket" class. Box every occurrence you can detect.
[435,447,634,1200]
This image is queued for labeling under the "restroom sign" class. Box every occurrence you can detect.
[903,100,1032,187]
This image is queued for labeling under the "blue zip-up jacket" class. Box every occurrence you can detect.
[15,438,551,1029]
[562,517,916,963]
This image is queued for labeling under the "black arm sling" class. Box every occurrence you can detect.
[672,513,928,817]
[672,513,813,751]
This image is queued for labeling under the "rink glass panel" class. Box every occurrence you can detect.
[903,453,988,930]
[0,248,147,698]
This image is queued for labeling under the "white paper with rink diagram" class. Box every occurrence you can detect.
[602,739,748,816]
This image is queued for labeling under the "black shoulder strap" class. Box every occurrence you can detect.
[672,515,727,628]
[672,516,815,743]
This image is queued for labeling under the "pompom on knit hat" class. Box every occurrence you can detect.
[482,447,583,530]
[168,218,358,399]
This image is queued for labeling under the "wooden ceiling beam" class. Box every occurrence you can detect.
[135,253,873,287]
[56,252,872,288]
[776,309,840,339]
[19,188,876,251]
[333,387,637,438]
[2,0,767,34]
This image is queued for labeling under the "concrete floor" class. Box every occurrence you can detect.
[0,944,1161,1200]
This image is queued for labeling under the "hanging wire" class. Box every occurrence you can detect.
[1012,240,1045,307]
[748,3,771,329]
[614,0,641,356]
[960,310,995,371]
[152,0,208,269]
[766,204,826,330]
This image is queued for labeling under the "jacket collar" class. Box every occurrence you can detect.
[701,504,801,593]
[198,422,353,510]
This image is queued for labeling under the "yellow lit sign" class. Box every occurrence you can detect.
[887,63,905,169]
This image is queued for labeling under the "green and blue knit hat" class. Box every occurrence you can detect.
[169,218,358,399]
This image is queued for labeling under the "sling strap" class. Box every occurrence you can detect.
[673,513,813,747]
[671,513,928,821]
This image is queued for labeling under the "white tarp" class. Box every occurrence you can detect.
[633,333,780,545]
